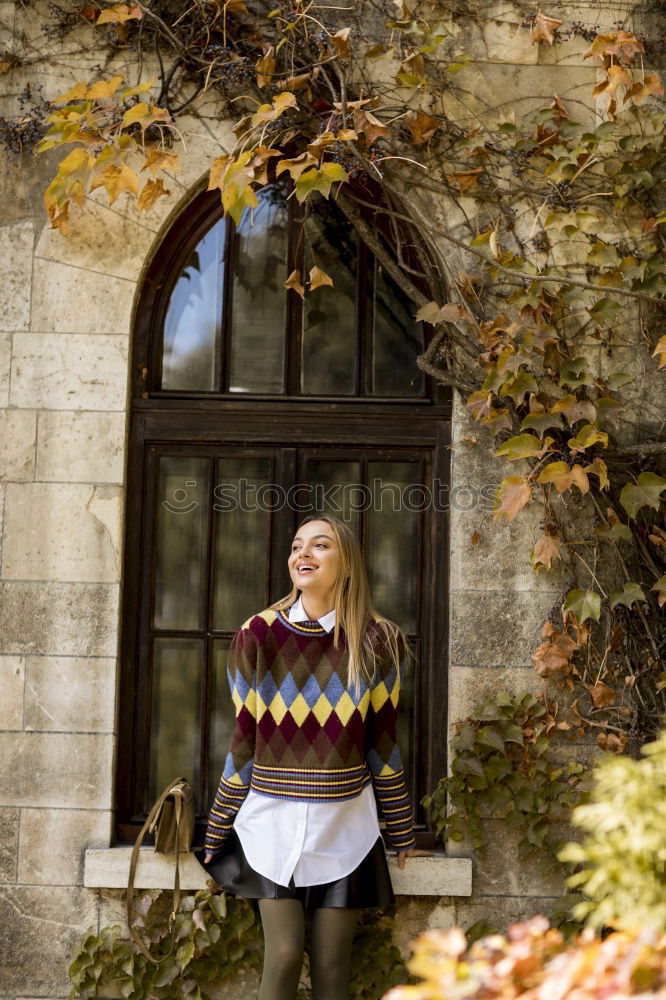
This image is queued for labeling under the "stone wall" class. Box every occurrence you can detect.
[0,1,662,997]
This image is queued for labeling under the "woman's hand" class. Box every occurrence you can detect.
[204,852,214,863]
[396,848,435,869]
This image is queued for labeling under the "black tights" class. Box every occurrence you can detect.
[257,898,361,1000]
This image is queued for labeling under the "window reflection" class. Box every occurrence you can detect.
[372,261,424,396]
[366,461,419,633]
[209,639,233,805]
[229,188,288,393]
[302,200,358,394]
[162,219,224,391]
[149,637,202,801]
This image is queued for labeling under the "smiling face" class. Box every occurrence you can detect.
[288,519,342,600]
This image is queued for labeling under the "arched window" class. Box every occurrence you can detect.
[117,183,451,848]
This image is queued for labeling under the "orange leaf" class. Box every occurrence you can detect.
[255,45,276,88]
[530,10,563,45]
[588,682,619,708]
[137,177,170,213]
[89,162,140,203]
[141,149,180,176]
[531,533,561,571]
[492,476,532,523]
[405,111,440,145]
[97,4,142,25]
[331,27,351,59]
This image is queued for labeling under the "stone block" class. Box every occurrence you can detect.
[10,333,129,410]
[450,590,562,666]
[451,16,538,65]
[448,666,544,723]
[392,897,438,959]
[0,656,24,730]
[36,411,127,484]
[455,894,559,934]
[450,822,568,897]
[0,220,32,332]
[0,886,98,995]
[438,63,598,127]
[2,482,121,582]
[24,655,116,733]
[0,732,113,808]
[35,199,156,281]
[31,260,135,335]
[0,581,119,656]
[18,808,112,885]
[0,409,36,482]
[0,807,18,883]
[598,341,666,445]
[0,330,10,407]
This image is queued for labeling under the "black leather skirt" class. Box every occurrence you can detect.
[194,828,395,911]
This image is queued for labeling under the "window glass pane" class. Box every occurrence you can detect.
[302,202,357,394]
[366,461,419,632]
[162,218,224,391]
[149,637,202,801]
[305,460,361,533]
[372,260,424,396]
[213,457,271,630]
[229,188,288,393]
[209,638,233,805]
[154,456,210,629]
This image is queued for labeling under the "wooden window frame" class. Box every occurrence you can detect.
[117,184,452,850]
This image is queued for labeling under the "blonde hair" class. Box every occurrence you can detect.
[269,513,413,697]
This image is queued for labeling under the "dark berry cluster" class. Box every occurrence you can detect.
[505,148,529,177]
[216,56,255,91]
[0,83,50,162]
[41,1,88,39]
[546,180,577,211]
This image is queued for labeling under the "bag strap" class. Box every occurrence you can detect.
[127,778,188,964]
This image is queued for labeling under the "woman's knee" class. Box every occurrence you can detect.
[266,939,305,976]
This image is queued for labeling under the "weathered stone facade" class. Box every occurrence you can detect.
[0,1,662,997]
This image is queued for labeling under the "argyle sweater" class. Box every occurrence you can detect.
[204,607,416,853]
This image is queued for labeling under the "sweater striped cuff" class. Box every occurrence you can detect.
[372,770,416,850]
[203,777,251,852]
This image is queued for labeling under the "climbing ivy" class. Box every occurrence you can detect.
[422,692,588,871]
[68,886,408,1000]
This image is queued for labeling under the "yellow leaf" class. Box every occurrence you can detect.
[255,46,276,88]
[89,162,140,204]
[251,91,298,126]
[284,269,305,298]
[537,461,590,494]
[276,152,318,180]
[86,75,125,99]
[652,334,666,369]
[309,266,334,291]
[122,101,149,127]
[54,81,89,103]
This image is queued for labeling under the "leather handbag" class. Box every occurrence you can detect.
[127,777,196,963]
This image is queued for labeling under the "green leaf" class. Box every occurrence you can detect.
[562,588,602,622]
[477,727,506,752]
[495,433,552,461]
[503,723,525,744]
[619,472,666,519]
[610,582,646,609]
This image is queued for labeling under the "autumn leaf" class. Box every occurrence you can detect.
[492,476,532,522]
[405,111,440,145]
[625,74,664,105]
[531,533,561,571]
[137,178,170,213]
[309,266,334,291]
[593,64,633,99]
[567,423,608,454]
[86,75,126,100]
[284,269,305,298]
[530,10,562,45]
[353,109,391,147]
[587,682,619,708]
[619,472,666,519]
[90,162,140,204]
[550,394,596,426]
[141,149,180,176]
[609,582,646,610]
[415,302,460,325]
[331,27,351,59]
[537,461,589,495]
[121,76,157,99]
[585,457,609,490]
[97,4,142,25]
[294,161,348,202]
[255,46,276,88]
[446,169,483,192]
[532,622,580,677]
[495,433,553,461]
[251,91,298,127]
[562,588,602,623]
[465,391,493,421]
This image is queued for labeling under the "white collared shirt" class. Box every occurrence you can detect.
[231,595,383,887]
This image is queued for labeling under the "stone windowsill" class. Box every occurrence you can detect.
[84,847,472,897]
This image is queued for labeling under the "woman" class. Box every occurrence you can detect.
[198,513,431,1000]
